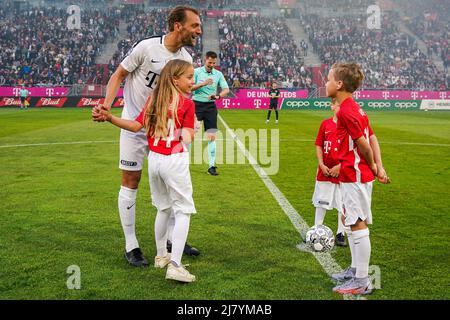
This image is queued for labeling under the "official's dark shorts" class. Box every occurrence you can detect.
[20,97,26,103]
[269,101,278,109]
[194,101,218,132]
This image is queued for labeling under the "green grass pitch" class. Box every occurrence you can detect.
[0,108,449,299]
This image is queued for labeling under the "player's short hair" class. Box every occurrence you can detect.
[168,6,200,32]
[331,63,364,93]
[205,51,217,59]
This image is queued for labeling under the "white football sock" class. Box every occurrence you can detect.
[353,228,371,278]
[154,208,172,257]
[345,227,356,269]
[170,212,191,266]
[118,186,139,253]
[337,211,345,235]
[314,207,326,225]
[167,211,176,242]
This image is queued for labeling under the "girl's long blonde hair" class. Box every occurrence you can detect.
[144,59,193,138]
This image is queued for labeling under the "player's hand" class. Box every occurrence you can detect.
[203,78,213,86]
[370,163,378,177]
[209,95,220,101]
[329,165,340,178]
[92,106,105,122]
[319,164,331,177]
[377,166,391,184]
[92,105,111,122]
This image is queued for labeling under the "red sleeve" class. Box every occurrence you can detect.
[182,99,195,129]
[368,124,374,137]
[315,121,325,147]
[134,108,145,125]
[341,111,364,141]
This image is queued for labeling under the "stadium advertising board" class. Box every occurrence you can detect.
[206,10,259,18]
[420,99,450,110]
[0,87,69,97]
[76,98,106,108]
[216,88,308,109]
[281,99,422,110]
[354,90,449,100]
[0,97,22,107]
[35,98,67,107]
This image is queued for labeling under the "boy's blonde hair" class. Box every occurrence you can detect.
[144,59,193,139]
[331,63,364,93]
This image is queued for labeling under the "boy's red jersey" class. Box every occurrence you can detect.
[315,117,340,184]
[336,97,375,183]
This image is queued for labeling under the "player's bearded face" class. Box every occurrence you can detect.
[180,12,202,47]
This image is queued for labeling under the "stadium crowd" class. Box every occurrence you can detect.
[0,5,120,86]
[303,12,449,90]
[0,0,448,91]
[402,0,450,73]
[150,0,272,9]
[218,15,312,88]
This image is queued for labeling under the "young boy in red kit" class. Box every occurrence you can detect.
[325,63,390,295]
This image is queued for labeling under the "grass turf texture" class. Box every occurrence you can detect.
[0,108,449,299]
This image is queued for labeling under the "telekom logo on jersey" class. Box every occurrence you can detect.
[145,70,160,89]
[323,141,332,154]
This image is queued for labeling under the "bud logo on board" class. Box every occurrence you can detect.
[36,98,67,107]
[0,97,21,107]
[77,98,105,107]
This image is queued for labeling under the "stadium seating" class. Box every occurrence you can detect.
[218,15,312,88]
[302,11,448,90]
[0,5,120,86]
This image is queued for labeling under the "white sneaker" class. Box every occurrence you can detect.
[275,120,278,124]
[154,254,171,268]
[266,119,269,124]
[166,263,196,283]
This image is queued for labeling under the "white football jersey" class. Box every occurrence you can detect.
[120,35,193,120]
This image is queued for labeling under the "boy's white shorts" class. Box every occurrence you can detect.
[312,181,343,211]
[119,129,149,171]
[340,182,373,226]
[148,151,196,215]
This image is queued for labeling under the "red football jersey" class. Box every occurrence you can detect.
[315,117,340,184]
[336,97,375,183]
[135,95,195,155]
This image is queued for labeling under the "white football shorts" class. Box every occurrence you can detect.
[312,181,343,211]
[340,182,373,226]
[147,151,196,215]
[119,129,149,171]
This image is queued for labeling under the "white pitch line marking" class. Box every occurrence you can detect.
[0,140,118,148]
[0,139,448,149]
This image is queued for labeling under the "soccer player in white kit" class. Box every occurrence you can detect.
[94,59,198,282]
[92,6,202,267]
